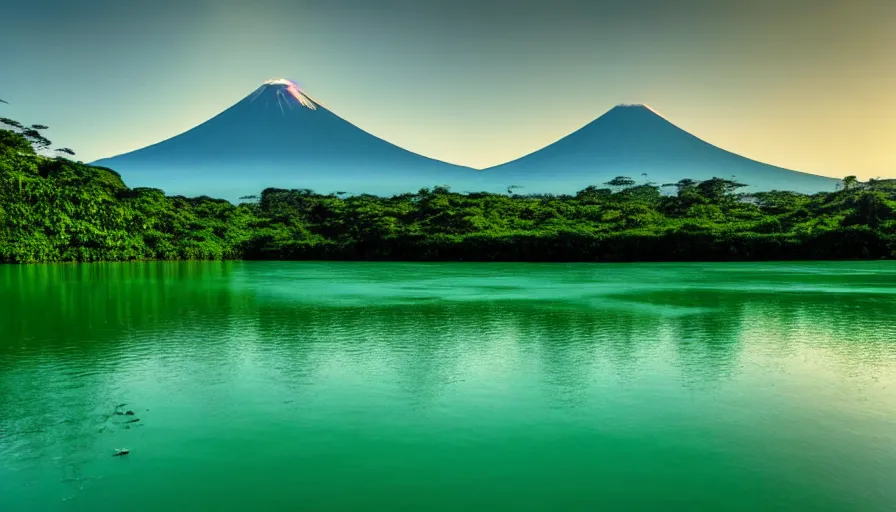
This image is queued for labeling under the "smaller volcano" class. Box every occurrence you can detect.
[480,104,838,194]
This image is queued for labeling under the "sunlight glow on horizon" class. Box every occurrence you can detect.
[1,0,892,181]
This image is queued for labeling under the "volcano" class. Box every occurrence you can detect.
[90,79,479,200]
[479,104,838,195]
[92,87,839,199]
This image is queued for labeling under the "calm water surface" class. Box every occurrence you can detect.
[1,261,895,511]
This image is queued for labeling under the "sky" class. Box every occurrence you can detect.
[0,0,893,180]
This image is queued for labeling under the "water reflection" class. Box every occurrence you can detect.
[1,261,896,508]
[2,262,895,402]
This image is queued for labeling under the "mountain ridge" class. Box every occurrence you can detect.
[91,80,840,200]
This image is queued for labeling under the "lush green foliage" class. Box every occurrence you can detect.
[1,127,894,263]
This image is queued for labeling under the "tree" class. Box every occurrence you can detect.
[604,176,636,191]
[0,129,35,154]
[576,185,612,202]
[620,183,662,203]
[20,128,51,151]
[0,117,23,129]
[842,175,858,191]
[55,148,76,156]
[0,117,55,154]
[696,177,747,201]
[844,191,892,228]
[662,178,697,196]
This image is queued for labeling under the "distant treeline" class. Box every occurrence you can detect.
[1,122,895,263]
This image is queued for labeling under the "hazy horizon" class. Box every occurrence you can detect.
[1,0,893,180]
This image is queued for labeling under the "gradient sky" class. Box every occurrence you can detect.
[0,0,893,179]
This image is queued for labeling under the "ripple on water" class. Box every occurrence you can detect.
[1,261,896,510]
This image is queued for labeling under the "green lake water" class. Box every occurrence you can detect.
[1,261,895,511]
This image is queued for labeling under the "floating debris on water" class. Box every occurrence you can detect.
[99,403,145,433]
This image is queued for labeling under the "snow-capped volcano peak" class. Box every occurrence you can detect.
[253,78,319,110]
[611,103,669,120]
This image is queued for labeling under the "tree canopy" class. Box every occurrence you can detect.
[1,120,894,264]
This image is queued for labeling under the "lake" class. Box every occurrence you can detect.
[1,261,895,511]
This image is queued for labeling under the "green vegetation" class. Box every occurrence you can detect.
[1,118,895,263]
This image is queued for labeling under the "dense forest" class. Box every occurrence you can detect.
[1,117,895,263]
